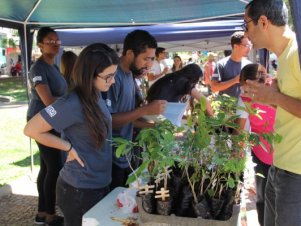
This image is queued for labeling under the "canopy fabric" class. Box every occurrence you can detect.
[57,20,243,51]
[0,0,248,28]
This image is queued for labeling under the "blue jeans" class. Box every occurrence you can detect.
[265,165,301,226]
[252,153,270,226]
[56,176,109,226]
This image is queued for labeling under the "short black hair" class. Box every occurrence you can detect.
[155,47,166,57]
[230,31,245,48]
[37,27,56,44]
[146,64,202,102]
[246,0,288,26]
[240,63,259,84]
[122,30,157,56]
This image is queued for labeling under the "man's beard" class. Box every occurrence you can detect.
[130,63,146,78]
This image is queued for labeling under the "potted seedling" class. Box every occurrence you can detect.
[114,94,281,223]
[114,120,182,214]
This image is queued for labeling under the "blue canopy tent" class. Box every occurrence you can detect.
[56,20,243,51]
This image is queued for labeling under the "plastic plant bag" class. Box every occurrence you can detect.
[116,188,138,213]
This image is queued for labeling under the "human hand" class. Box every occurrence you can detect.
[66,148,85,167]
[241,79,279,104]
[162,67,169,74]
[144,100,167,115]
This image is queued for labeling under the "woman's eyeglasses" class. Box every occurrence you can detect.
[43,40,62,45]
[97,72,116,83]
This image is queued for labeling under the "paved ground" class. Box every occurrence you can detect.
[0,172,39,226]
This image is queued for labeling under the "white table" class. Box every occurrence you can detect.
[82,187,138,226]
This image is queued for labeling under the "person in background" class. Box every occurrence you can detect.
[105,30,167,190]
[171,55,183,72]
[26,27,67,226]
[203,52,217,94]
[242,1,301,225]
[187,57,193,65]
[146,63,213,116]
[211,31,252,98]
[25,43,119,226]
[236,63,275,226]
[224,50,232,57]
[14,56,22,76]
[60,51,78,86]
[147,47,169,87]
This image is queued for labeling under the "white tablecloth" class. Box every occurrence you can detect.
[82,187,138,226]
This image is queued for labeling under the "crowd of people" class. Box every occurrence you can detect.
[22,1,301,226]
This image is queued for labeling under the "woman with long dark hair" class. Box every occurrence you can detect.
[24,43,120,226]
[26,27,67,226]
[147,64,213,115]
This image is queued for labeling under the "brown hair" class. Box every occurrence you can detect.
[70,43,119,148]
[60,51,77,85]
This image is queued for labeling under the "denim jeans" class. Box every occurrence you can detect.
[264,165,301,226]
[56,176,109,226]
[252,153,270,226]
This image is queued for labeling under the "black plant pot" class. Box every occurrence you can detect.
[142,193,156,214]
[217,189,235,220]
[209,197,225,219]
[169,175,183,213]
[156,198,172,216]
[175,185,194,217]
[192,196,212,219]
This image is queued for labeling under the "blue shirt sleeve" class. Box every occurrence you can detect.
[40,95,80,133]
[29,62,49,87]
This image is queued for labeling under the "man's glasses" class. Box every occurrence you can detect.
[240,43,253,49]
[241,19,254,32]
[43,40,62,45]
[97,72,116,83]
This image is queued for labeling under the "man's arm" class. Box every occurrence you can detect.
[147,67,168,81]
[210,75,240,92]
[133,118,154,129]
[111,100,167,128]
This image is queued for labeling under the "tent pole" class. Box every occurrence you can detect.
[24,0,42,176]
[22,22,34,174]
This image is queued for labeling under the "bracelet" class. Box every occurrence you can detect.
[66,143,72,153]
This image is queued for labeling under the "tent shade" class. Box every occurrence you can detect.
[56,20,243,51]
[0,0,248,28]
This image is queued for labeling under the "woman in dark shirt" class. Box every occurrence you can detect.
[27,27,67,226]
[147,64,213,115]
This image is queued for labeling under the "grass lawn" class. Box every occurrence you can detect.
[0,77,28,102]
[0,78,40,187]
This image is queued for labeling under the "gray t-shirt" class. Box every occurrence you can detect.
[105,66,136,168]
[27,59,67,118]
[40,92,112,189]
[212,56,251,98]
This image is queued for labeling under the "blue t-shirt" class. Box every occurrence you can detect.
[212,56,251,98]
[105,66,136,168]
[27,59,67,118]
[40,92,112,189]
